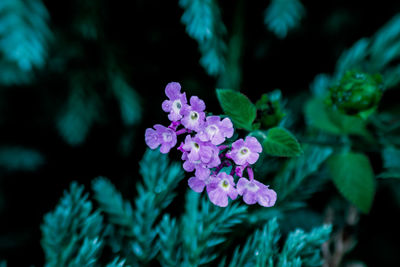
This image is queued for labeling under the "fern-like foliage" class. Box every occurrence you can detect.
[225,218,331,267]
[109,71,142,127]
[40,148,333,267]
[157,214,181,267]
[264,0,305,39]
[133,149,184,262]
[106,258,128,267]
[0,0,52,85]
[182,191,247,266]
[278,225,332,266]
[41,182,104,267]
[0,146,44,171]
[331,13,400,88]
[273,144,333,203]
[92,178,134,234]
[247,144,332,225]
[157,191,247,267]
[92,149,184,265]
[228,218,280,267]
[179,0,227,76]
[57,75,101,146]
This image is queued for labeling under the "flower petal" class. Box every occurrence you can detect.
[188,177,206,193]
[208,188,228,207]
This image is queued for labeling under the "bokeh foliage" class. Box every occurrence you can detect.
[1,0,400,266]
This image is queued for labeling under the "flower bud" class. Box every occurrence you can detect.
[328,70,384,116]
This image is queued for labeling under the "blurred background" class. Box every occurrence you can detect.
[1,0,400,266]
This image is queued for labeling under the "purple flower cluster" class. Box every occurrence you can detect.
[145,82,277,208]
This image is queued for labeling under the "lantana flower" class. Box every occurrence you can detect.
[181,96,206,131]
[206,172,238,207]
[162,82,187,121]
[227,136,262,165]
[145,124,177,153]
[181,135,221,170]
[198,116,234,145]
[145,81,278,208]
[236,177,277,207]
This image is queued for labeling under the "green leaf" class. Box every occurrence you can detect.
[304,98,371,138]
[216,89,256,131]
[262,127,302,157]
[327,152,375,213]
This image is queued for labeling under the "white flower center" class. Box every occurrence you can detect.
[191,141,200,151]
[246,182,259,192]
[163,132,172,142]
[172,100,182,114]
[206,125,218,138]
[219,178,230,191]
[239,147,249,155]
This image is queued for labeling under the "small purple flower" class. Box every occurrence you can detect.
[181,135,221,167]
[227,136,262,165]
[145,124,177,154]
[162,82,187,122]
[181,96,206,132]
[236,178,277,207]
[198,116,234,145]
[188,167,211,193]
[204,143,221,168]
[206,172,238,207]
[182,135,209,163]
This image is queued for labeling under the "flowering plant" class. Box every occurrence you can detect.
[145,82,277,207]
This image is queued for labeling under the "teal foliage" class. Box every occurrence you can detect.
[225,218,331,267]
[0,0,52,85]
[92,178,134,233]
[56,69,142,146]
[247,144,332,225]
[92,149,184,264]
[41,182,104,267]
[273,144,333,203]
[264,0,305,39]
[379,146,400,178]
[180,191,247,266]
[106,258,128,267]
[57,84,101,146]
[335,38,369,80]
[309,74,332,97]
[330,13,400,89]
[41,149,254,266]
[109,72,142,127]
[3,2,399,267]
[179,0,227,76]
[157,191,247,267]
[132,149,184,262]
[227,218,280,267]
[0,146,44,171]
[278,224,332,266]
[158,215,181,267]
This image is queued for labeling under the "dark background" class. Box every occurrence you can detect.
[1,0,400,266]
